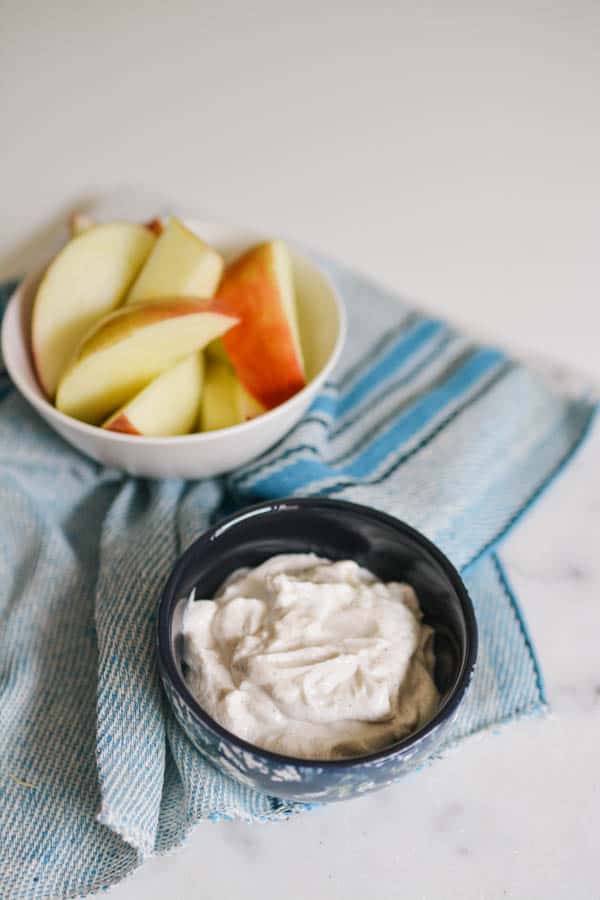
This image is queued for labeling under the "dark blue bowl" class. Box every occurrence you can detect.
[157,498,477,803]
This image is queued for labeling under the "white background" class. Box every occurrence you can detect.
[2,2,599,898]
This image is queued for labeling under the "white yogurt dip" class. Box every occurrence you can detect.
[182,554,439,760]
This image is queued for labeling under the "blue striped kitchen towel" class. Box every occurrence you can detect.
[0,259,597,900]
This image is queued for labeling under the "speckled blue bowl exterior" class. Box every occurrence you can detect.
[157,498,477,803]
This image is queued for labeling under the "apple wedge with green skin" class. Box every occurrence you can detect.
[200,359,266,431]
[32,223,156,399]
[56,300,238,425]
[104,352,204,436]
[218,240,306,409]
[126,216,224,304]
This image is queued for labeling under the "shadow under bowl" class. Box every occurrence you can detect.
[157,498,477,803]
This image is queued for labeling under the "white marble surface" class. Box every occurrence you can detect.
[2,2,599,898]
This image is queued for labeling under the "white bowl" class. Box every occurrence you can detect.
[1,221,346,479]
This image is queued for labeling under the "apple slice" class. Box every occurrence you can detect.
[126,217,224,304]
[200,359,266,431]
[217,240,305,409]
[200,359,238,431]
[32,223,156,398]
[103,352,204,436]
[55,300,237,424]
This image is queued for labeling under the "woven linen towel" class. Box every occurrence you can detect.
[0,258,597,899]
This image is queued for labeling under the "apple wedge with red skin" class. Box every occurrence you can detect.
[104,352,204,436]
[217,240,306,409]
[56,300,237,425]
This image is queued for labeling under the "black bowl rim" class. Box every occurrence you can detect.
[157,497,478,769]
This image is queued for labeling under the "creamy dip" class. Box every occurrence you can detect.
[182,554,439,760]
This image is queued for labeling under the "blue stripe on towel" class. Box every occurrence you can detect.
[237,347,507,497]
[308,317,446,420]
[335,318,446,417]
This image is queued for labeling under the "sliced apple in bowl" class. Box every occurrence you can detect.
[218,240,306,409]
[126,217,224,304]
[3,217,345,477]
[104,353,204,436]
[55,300,238,425]
[32,222,156,398]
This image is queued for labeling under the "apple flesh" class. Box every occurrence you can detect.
[32,223,156,398]
[200,359,238,431]
[126,217,224,304]
[200,359,265,431]
[55,300,237,425]
[218,240,306,409]
[103,352,204,436]
[236,379,265,421]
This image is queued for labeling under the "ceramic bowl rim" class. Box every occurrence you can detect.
[157,497,478,769]
[0,231,347,447]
